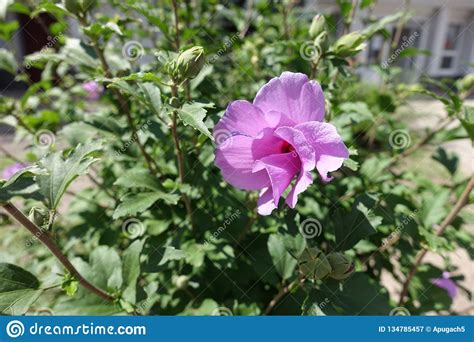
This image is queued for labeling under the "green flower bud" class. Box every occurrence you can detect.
[309,15,326,39]
[457,74,474,94]
[298,247,332,280]
[314,31,329,53]
[28,207,47,228]
[333,31,366,57]
[327,252,353,280]
[64,0,96,15]
[173,46,205,82]
[64,0,82,14]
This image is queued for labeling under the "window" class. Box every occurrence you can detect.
[444,24,461,50]
[438,23,461,72]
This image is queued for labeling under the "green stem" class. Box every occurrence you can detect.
[264,279,302,315]
[170,85,195,229]
[398,174,474,305]
[2,202,114,302]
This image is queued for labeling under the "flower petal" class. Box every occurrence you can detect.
[254,72,325,124]
[286,171,313,208]
[253,152,300,206]
[257,187,277,216]
[274,126,315,171]
[295,121,349,182]
[214,135,270,190]
[430,277,458,299]
[214,100,269,140]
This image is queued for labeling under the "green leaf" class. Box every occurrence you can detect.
[0,263,42,315]
[177,102,214,140]
[89,246,122,290]
[420,188,449,228]
[309,273,391,315]
[335,194,382,251]
[361,12,404,38]
[138,83,162,116]
[61,274,78,297]
[267,234,297,280]
[0,48,17,74]
[62,38,98,69]
[36,141,102,209]
[159,246,187,265]
[114,168,162,191]
[113,191,179,219]
[460,106,474,141]
[0,166,46,203]
[122,239,145,304]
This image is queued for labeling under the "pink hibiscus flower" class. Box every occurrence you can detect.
[214,72,349,215]
[2,162,26,180]
[430,272,457,299]
[82,81,102,101]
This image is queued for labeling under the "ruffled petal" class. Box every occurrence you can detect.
[274,126,316,171]
[286,171,313,208]
[253,153,301,210]
[214,100,269,140]
[295,121,349,182]
[214,135,270,190]
[254,72,325,124]
[257,187,277,216]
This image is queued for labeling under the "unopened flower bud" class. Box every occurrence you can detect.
[298,247,332,280]
[173,46,205,82]
[28,207,47,228]
[314,31,328,52]
[333,31,366,57]
[327,252,353,280]
[64,0,96,15]
[309,15,326,39]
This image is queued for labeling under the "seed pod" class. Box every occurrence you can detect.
[298,247,332,280]
[327,252,353,280]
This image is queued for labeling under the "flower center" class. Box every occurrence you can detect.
[281,141,294,153]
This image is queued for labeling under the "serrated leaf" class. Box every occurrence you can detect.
[114,168,161,191]
[138,82,161,116]
[159,246,187,265]
[89,246,122,290]
[0,263,42,315]
[122,239,145,304]
[0,166,46,203]
[460,106,474,141]
[177,102,214,140]
[113,191,179,219]
[36,141,102,209]
[267,234,297,280]
[335,194,382,251]
[0,48,17,74]
[308,273,391,315]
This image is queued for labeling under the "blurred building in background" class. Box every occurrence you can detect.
[305,0,474,82]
